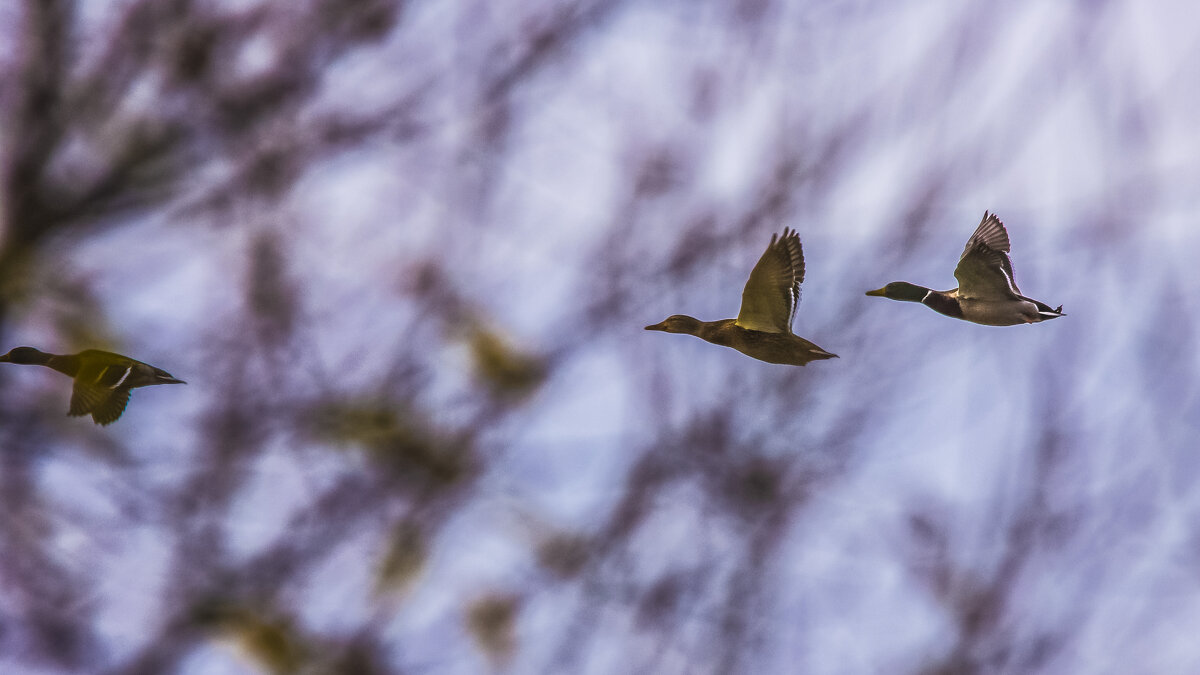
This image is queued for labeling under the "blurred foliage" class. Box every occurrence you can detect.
[247,231,299,344]
[0,0,1197,674]
[374,518,428,597]
[467,593,522,668]
[535,531,592,580]
[465,322,549,403]
[191,602,308,675]
[304,396,478,490]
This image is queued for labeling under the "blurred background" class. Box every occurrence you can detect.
[1,0,1198,673]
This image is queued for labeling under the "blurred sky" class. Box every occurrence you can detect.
[5,0,1200,673]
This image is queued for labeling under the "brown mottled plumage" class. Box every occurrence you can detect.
[646,228,837,366]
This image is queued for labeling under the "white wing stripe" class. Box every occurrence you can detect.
[113,366,132,388]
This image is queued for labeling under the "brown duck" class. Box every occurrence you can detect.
[646,228,837,366]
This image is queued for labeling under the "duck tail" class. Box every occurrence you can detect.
[1033,299,1065,320]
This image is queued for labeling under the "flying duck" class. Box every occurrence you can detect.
[865,211,1064,325]
[0,347,185,425]
[646,228,837,366]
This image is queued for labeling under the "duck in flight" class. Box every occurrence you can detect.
[0,347,185,425]
[865,212,1064,326]
[646,228,837,366]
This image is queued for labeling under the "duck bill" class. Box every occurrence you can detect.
[644,322,668,331]
[864,287,888,297]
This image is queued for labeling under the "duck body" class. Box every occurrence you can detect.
[958,295,1062,326]
[865,212,1064,326]
[646,228,837,366]
[866,280,1062,326]
[0,346,185,425]
[645,316,836,366]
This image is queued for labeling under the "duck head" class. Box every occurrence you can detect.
[865,282,930,303]
[0,347,52,364]
[151,369,186,385]
[645,315,702,334]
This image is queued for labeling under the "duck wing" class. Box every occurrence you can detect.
[91,389,132,426]
[69,380,107,417]
[69,354,136,420]
[953,211,1022,300]
[736,228,804,333]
